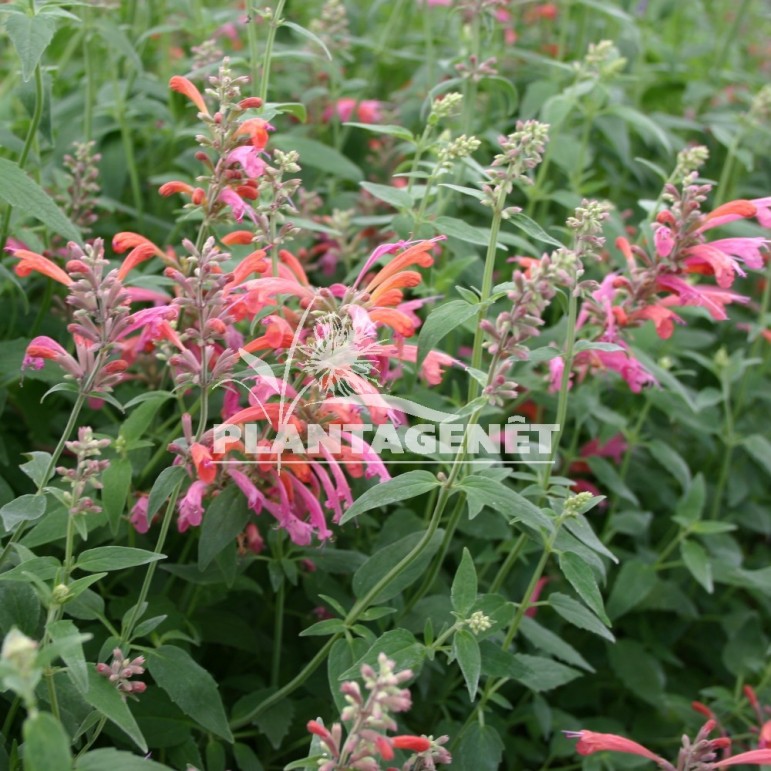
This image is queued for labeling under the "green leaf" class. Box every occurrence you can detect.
[451,547,478,616]
[454,723,504,771]
[434,215,493,246]
[254,698,294,750]
[674,474,705,526]
[558,552,609,625]
[680,540,713,593]
[519,616,594,672]
[548,593,614,641]
[478,642,532,679]
[508,212,564,248]
[0,494,46,531]
[606,560,657,620]
[339,471,439,524]
[272,135,363,182]
[353,529,444,603]
[146,465,187,521]
[607,639,665,707]
[20,452,53,488]
[514,654,583,692]
[47,620,89,693]
[147,645,233,742]
[198,485,250,570]
[120,393,172,444]
[416,299,478,373]
[345,122,414,141]
[457,476,552,532]
[21,711,72,771]
[101,459,132,535]
[453,629,481,700]
[76,547,165,572]
[743,434,771,476]
[283,19,332,59]
[359,181,413,209]
[83,668,147,752]
[74,748,171,771]
[339,629,425,680]
[298,618,346,637]
[6,12,57,81]
[607,104,671,152]
[647,440,691,491]
[0,583,41,636]
[0,159,82,243]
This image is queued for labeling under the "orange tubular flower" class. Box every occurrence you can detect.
[236,118,271,150]
[243,315,296,353]
[112,233,168,281]
[190,443,216,484]
[364,241,435,294]
[159,181,195,197]
[221,230,254,245]
[13,250,73,286]
[169,75,209,116]
[225,249,269,290]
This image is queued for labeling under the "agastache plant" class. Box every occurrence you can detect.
[566,720,771,769]
[304,653,451,771]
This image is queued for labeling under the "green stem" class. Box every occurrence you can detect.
[0,62,45,254]
[230,405,487,729]
[406,124,433,196]
[247,3,260,95]
[259,0,287,103]
[120,479,185,645]
[489,533,527,594]
[468,190,506,401]
[83,14,94,142]
[541,289,579,492]
[0,390,88,570]
[711,0,752,86]
[709,372,734,519]
[715,131,743,207]
[500,529,556,651]
[403,495,466,615]
[271,538,285,688]
[112,69,143,221]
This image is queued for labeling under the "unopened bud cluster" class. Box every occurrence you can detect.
[305,653,452,770]
[672,145,709,184]
[56,427,111,516]
[309,0,350,51]
[60,141,101,234]
[573,40,627,80]
[481,120,550,209]
[562,491,594,517]
[429,93,463,124]
[467,611,492,635]
[95,647,147,695]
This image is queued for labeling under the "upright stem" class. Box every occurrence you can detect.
[120,479,185,645]
[247,3,260,94]
[541,289,579,491]
[0,62,45,254]
[468,190,506,401]
[259,0,287,103]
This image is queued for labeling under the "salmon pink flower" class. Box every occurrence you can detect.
[564,730,670,766]
[190,442,216,483]
[169,75,209,115]
[12,250,73,286]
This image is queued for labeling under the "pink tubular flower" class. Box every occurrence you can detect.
[711,750,771,767]
[129,495,150,534]
[564,730,669,765]
[323,98,383,124]
[226,145,266,178]
[178,481,208,532]
[656,275,749,321]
